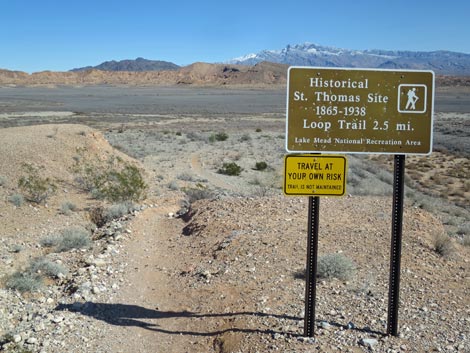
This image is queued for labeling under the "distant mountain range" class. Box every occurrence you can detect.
[71,57,180,72]
[227,43,470,76]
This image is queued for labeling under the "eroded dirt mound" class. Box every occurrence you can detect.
[0,123,148,271]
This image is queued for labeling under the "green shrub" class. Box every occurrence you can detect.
[56,227,91,252]
[18,163,57,204]
[254,161,268,171]
[8,193,24,207]
[317,253,356,280]
[255,128,262,132]
[217,162,242,176]
[99,164,147,202]
[5,271,43,293]
[209,132,228,142]
[72,150,147,202]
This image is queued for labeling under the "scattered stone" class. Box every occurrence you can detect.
[26,337,38,344]
[360,338,379,348]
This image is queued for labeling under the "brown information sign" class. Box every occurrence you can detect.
[284,154,347,196]
[286,67,434,154]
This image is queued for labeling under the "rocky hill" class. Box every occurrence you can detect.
[0,62,288,87]
[70,57,180,72]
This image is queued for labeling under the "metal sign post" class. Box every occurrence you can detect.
[387,154,406,336]
[304,196,320,337]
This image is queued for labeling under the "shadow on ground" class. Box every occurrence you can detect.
[55,302,296,336]
[55,302,382,337]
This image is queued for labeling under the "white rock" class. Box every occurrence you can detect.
[26,337,38,344]
[13,334,22,343]
[360,338,379,348]
[52,316,64,323]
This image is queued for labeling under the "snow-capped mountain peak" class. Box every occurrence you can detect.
[227,42,470,75]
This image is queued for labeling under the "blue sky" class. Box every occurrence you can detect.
[1,0,469,72]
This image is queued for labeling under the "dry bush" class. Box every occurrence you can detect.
[432,232,455,258]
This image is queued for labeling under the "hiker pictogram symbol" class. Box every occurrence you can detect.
[405,88,419,110]
[398,84,427,114]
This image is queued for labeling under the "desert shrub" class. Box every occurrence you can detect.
[317,253,356,280]
[177,172,196,181]
[40,235,60,248]
[0,175,7,186]
[29,257,68,278]
[18,163,57,204]
[209,132,229,143]
[432,232,455,258]
[239,134,251,142]
[254,161,268,171]
[8,193,24,207]
[104,202,135,221]
[5,271,43,293]
[457,224,470,236]
[60,201,77,215]
[168,180,179,190]
[88,206,106,228]
[255,128,262,132]
[99,164,147,202]
[56,227,91,252]
[183,185,214,203]
[9,244,23,253]
[186,132,204,141]
[72,150,147,202]
[252,185,272,197]
[462,235,470,247]
[217,162,242,176]
[214,132,228,141]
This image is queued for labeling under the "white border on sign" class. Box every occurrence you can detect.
[285,66,435,155]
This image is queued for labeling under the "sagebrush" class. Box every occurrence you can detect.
[317,253,356,280]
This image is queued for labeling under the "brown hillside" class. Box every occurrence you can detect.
[0,62,288,87]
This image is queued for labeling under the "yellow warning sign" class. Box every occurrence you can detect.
[284,155,347,196]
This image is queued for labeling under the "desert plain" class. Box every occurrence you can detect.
[0,79,469,353]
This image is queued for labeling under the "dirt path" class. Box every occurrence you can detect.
[89,196,223,353]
